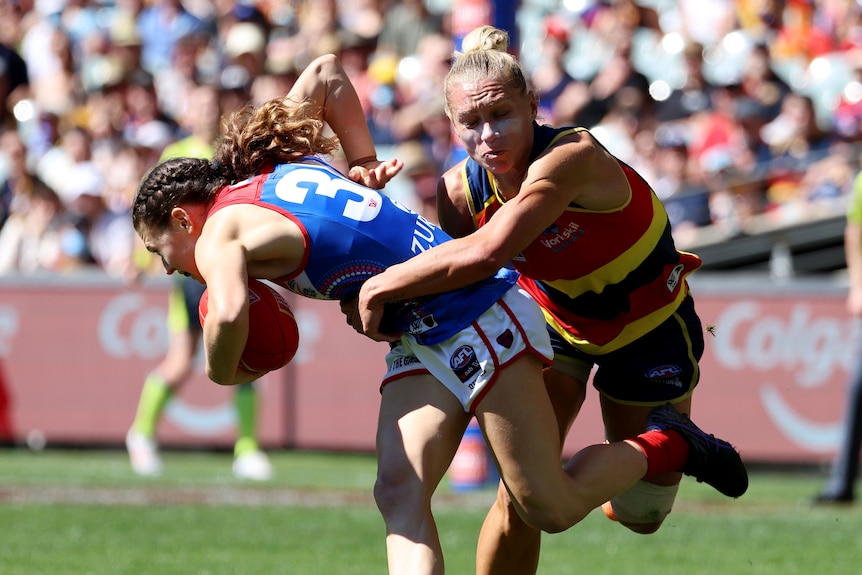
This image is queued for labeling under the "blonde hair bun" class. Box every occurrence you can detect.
[461,25,509,54]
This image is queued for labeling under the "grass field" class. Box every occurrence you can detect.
[1,448,859,575]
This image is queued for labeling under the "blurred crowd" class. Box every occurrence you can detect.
[2,0,862,279]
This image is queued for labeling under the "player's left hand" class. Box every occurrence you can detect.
[339,294,363,333]
[356,283,401,343]
[348,157,403,189]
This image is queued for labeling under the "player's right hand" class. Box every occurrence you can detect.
[348,157,403,189]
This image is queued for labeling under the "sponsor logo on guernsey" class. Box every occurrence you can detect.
[390,356,421,370]
[409,314,438,335]
[450,345,482,383]
[496,329,514,348]
[513,253,526,262]
[646,364,684,388]
[666,263,684,292]
[539,222,584,252]
[286,276,325,299]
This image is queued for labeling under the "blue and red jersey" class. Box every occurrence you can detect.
[207,157,518,345]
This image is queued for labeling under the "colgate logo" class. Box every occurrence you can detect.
[713,300,859,451]
[714,301,856,384]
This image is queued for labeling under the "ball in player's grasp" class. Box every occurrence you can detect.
[198,279,300,373]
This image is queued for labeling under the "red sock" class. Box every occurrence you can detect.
[629,429,689,479]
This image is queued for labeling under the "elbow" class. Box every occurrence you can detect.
[206,364,230,386]
[474,244,512,277]
[309,53,340,76]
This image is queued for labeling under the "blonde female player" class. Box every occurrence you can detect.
[356,25,746,575]
[133,53,747,575]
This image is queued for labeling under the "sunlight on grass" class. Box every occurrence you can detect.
[1,449,859,575]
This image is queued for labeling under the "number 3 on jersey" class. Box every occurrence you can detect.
[274,166,382,222]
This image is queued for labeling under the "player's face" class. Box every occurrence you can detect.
[448,78,536,175]
[141,223,201,283]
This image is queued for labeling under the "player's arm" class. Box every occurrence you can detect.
[195,212,256,386]
[846,220,862,316]
[358,143,589,338]
[287,54,402,188]
[845,173,862,316]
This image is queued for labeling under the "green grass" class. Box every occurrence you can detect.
[1,448,859,574]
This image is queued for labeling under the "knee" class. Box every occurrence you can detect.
[516,495,583,534]
[373,467,424,519]
[605,480,679,535]
[493,483,534,532]
[527,508,576,534]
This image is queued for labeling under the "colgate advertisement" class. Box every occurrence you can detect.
[0,277,852,463]
[0,277,383,451]
[563,289,853,464]
[695,295,855,462]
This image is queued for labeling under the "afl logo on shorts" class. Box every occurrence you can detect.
[450,345,481,383]
[646,364,682,379]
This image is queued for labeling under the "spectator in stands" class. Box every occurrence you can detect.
[119,68,179,153]
[0,122,62,271]
[738,43,793,124]
[758,93,836,218]
[223,21,268,80]
[575,23,650,128]
[0,43,30,132]
[651,128,712,243]
[136,0,207,76]
[0,179,64,275]
[36,125,92,206]
[687,83,758,182]
[151,30,210,123]
[59,161,137,279]
[376,0,444,60]
[389,33,454,144]
[276,0,342,72]
[707,168,768,237]
[655,42,716,124]
[0,130,29,230]
[529,15,587,127]
[19,4,76,116]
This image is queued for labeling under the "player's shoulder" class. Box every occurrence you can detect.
[535,128,610,183]
[440,159,466,192]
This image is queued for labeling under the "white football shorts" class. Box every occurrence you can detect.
[382,286,554,412]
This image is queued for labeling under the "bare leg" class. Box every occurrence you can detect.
[375,374,471,575]
[476,367,586,575]
[476,355,648,534]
